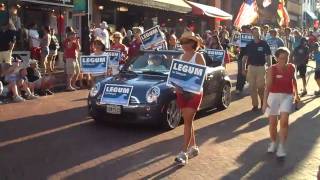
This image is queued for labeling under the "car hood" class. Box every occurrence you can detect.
[99,73,168,103]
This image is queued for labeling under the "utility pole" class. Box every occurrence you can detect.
[81,0,90,55]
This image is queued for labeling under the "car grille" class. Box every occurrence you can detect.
[129,96,140,104]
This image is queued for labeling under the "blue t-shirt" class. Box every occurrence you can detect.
[314,50,320,69]
[267,37,285,56]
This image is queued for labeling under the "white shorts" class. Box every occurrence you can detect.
[265,93,293,116]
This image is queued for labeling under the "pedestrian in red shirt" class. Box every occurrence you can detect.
[263,47,299,158]
[63,31,81,91]
[128,27,143,59]
[111,31,128,65]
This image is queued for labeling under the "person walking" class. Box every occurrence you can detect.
[111,31,128,65]
[128,27,143,58]
[267,29,284,57]
[173,31,206,166]
[242,26,272,111]
[235,25,251,94]
[290,38,309,96]
[263,47,299,158]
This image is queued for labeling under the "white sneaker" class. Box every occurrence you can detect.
[13,95,25,102]
[174,151,188,166]
[187,146,200,159]
[276,144,286,157]
[26,94,39,100]
[267,142,277,153]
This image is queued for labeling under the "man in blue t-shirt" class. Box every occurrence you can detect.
[267,29,284,57]
[242,26,272,111]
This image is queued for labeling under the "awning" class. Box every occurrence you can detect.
[186,1,232,20]
[110,0,191,14]
[19,0,74,8]
[305,10,318,20]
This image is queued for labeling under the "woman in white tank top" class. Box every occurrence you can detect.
[174,31,206,166]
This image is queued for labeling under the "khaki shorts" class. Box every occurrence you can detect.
[246,65,266,89]
[65,58,80,75]
[0,50,12,65]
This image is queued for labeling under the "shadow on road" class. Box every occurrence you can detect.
[1,97,317,179]
[221,105,320,179]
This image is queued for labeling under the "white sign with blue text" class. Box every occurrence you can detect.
[100,84,133,106]
[140,26,165,50]
[80,55,109,74]
[205,49,225,63]
[240,33,254,47]
[105,50,121,67]
[167,59,207,94]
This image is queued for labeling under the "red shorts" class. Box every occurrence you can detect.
[176,92,203,110]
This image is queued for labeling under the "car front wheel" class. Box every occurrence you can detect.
[163,100,182,129]
[217,83,231,110]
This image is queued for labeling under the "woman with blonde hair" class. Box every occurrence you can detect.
[174,31,206,165]
[111,31,128,66]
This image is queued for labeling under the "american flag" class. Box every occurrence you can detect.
[234,0,259,28]
[277,0,290,27]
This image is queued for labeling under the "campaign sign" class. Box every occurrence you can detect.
[205,49,225,63]
[167,59,207,94]
[105,50,121,66]
[240,33,254,47]
[231,33,240,46]
[267,40,278,56]
[100,84,133,106]
[80,55,108,74]
[152,41,168,50]
[140,26,164,49]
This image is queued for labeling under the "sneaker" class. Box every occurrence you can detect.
[276,144,286,158]
[252,106,259,111]
[300,90,307,97]
[187,146,200,159]
[267,142,277,153]
[174,151,188,166]
[235,90,241,95]
[13,95,25,102]
[45,89,54,95]
[26,94,39,100]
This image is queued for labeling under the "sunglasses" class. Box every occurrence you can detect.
[180,39,193,45]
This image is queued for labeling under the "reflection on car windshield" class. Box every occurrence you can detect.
[128,52,181,73]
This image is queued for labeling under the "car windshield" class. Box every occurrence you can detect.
[125,51,183,74]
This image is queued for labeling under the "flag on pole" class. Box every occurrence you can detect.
[277,0,290,27]
[263,0,272,8]
[234,0,259,28]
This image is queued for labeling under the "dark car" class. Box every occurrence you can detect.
[88,50,231,129]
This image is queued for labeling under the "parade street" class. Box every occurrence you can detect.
[0,62,319,180]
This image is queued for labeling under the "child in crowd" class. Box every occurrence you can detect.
[314,42,320,95]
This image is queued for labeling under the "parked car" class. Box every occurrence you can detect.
[87,50,231,129]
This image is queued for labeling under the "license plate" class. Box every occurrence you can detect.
[106,105,121,114]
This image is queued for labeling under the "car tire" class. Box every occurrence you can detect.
[162,100,182,130]
[217,83,231,110]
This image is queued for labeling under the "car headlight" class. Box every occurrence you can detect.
[90,82,101,97]
[146,86,161,103]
